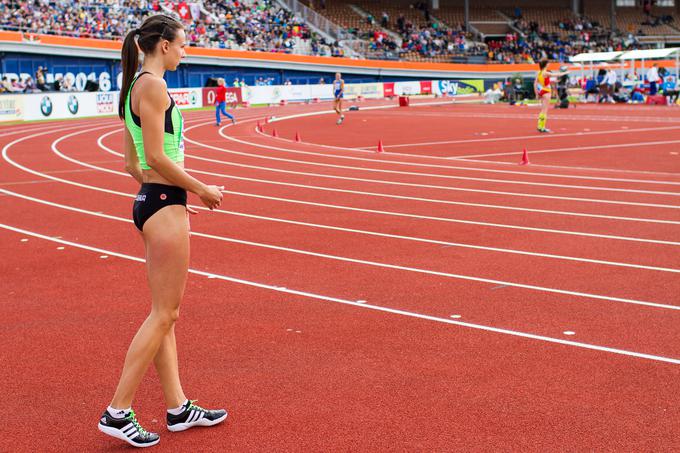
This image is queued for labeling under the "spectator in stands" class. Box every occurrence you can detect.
[1,76,13,93]
[662,75,679,105]
[484,83,502,104]
[35,67,47,91]
[61,75,76,92]
[584,77,599,102]
[10,78,24,92]
[601,68,617,103]
[647,63,661,95]
[53,74,63,92]
[23,76,37,93]
[394,14,404,33]
[233,77,240,87]
[630,83,646,103]
[381,12,389,29]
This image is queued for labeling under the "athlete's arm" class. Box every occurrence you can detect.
[140,77,222,209]
[123,127,143,184]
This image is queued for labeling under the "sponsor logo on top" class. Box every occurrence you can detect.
[170,90,198,107]
[67,94,79,115]
[40,96,53,116]
[96,92,115,114]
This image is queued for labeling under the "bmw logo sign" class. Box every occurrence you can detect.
[40,96,53,117]
[67,95,79,115]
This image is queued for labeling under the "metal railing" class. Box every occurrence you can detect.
[275,0,353,45]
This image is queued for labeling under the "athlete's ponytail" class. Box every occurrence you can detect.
[119,29,139,119]
[118,14,183,119]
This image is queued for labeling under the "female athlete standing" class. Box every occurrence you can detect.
[97,15,227,448]
[535,59,568,133]
[333,72,345,125]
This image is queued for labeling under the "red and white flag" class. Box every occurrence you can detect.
[177,1,191,20]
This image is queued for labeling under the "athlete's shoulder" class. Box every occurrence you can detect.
[137,75,168,106]
[138,74,167,90]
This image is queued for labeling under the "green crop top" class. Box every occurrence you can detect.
[124,72,184,170]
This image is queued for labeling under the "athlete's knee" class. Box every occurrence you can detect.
[152,306,180,331]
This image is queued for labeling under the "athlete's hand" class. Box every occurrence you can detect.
[199,185,224,210]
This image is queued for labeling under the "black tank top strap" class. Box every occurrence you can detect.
[129,72,173,129]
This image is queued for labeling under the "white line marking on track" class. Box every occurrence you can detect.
[2,187,679,313]
[244,119,680,184]
[452,158,680,177]
[2,119,680,262]
[97,127,680,238]
[245,107,680,178]
[352,124,680,149]
[95,130,680,225]
[453,138,680,159]
[2,222,678,366]
[187,127,680,197]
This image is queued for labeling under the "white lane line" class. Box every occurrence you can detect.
[200,127,680,197]
[1,222,679,366]
[453,138,680,159]
[48,133,680,277]
[352,124,680,149]
[106,132,680,224]
[220,190,680,246]
[99,128,680,231]
[8,178,679,279]
[104,114,680,185]
[3,183,679,313]
[249,108,680,178]
[360,110,680,123]
[452,158,680,177]
[233,123,680,191]
[187,125,680,209]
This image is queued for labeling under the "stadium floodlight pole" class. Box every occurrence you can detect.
[464,0,469,32]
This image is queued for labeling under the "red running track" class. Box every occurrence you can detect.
[1,99,679,451]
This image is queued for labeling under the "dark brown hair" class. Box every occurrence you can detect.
[118,14,183,119]
[538,58,549,70]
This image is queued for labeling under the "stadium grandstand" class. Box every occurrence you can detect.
[1,0,680,64]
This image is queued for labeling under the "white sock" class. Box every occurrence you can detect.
[107,405,131,419]
[167,399,189,415]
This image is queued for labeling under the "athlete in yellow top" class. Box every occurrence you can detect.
[534,59,569,133]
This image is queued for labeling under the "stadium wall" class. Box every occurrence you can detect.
[0,79,484,123]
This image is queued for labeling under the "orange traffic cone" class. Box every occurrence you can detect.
[377,140,385,153]
[256,121,262,132]
[295,131,301,142]
[264,116,269,124]
[519,147,530,165]
[272,128,278,137]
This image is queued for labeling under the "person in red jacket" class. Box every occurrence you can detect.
[215,78,235,126]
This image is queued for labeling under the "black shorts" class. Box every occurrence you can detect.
[132,183,187,231]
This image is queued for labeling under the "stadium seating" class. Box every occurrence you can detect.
[0,1,678,64]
